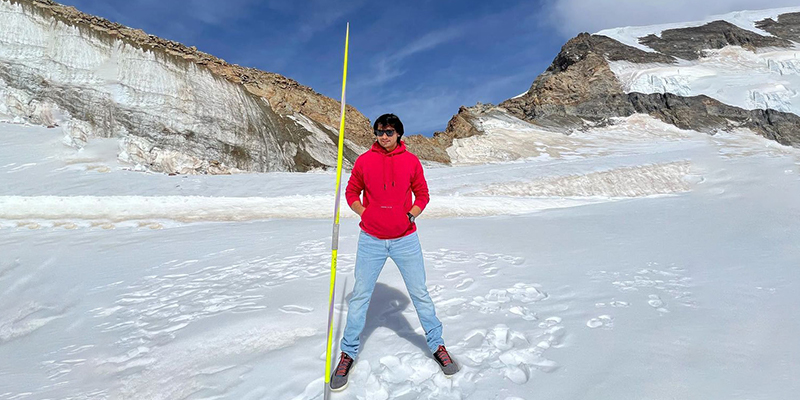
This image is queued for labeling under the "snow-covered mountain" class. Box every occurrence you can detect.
[0,0,374,174]
[6,1,798,171]
[442,7,800,165]
[3,5,800,400]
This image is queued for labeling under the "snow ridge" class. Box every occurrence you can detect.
[596,7,800,53]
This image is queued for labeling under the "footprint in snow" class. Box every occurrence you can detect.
[444,270,467,280]
[279,305,313,314]
[586,315,614,329]
[595,300,630,308]
[456,278,474,291]
[648,295,669,313]
[458,323,562,386]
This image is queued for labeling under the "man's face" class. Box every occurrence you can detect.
[375,123,398,150]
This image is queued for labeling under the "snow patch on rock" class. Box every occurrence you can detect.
[596,7,800,53]
[609,45,800,116]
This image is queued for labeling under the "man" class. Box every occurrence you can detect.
[330,113,458,392]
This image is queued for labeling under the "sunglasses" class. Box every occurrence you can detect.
[374,129,398,137]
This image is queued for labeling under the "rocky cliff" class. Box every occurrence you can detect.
[0,0,376,173]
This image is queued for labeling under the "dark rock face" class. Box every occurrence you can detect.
[550,34,676,70]
[756,12,800,41]
[639,20,792,60]
[500,34,645,128]
[628,93,800,147]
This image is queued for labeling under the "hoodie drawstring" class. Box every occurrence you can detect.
[375,142,401,190]
[383,156,387,190]
[383,155,395,190]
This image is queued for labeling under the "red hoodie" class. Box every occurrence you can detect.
[345,141,430,239]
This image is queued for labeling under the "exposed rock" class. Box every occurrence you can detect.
[500,33,645,129]
[404,104,494,164]
[550,34,676,68]
[756,12,800,42]
[639,20,792,60]
[628,92,800,147]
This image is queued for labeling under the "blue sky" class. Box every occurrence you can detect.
[57,0,798,136]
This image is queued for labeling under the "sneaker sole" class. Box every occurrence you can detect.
[330,381,349,392]
[442,369,458,378]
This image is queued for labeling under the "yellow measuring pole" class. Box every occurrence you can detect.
[324,22,349,395]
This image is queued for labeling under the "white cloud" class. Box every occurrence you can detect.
[353,25,467,90]
[543,0,800,38]
[393,26,466,61]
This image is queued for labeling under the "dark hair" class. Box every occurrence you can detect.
[373,113,404,137]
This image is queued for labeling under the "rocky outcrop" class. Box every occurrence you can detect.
[0,0,373,173]
[628,92,800,147]
[406,104,492,164]
[755,12,800,42]
[499,33,667,128]
[639,20,791,60]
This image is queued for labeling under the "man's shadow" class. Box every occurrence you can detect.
[345,282,430,354]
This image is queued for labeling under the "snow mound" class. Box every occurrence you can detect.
[446,114,599,164]
[473,161,692,198]
[0,194,613,225]
[446,113,696,165]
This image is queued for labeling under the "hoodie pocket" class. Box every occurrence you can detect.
[361,205,409,238]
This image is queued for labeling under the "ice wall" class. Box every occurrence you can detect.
[609,46,800,118]
[0,0,347,173]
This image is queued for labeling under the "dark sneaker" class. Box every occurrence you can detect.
[330,352,354,392]
[433,345,459,376]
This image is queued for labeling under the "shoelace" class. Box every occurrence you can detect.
[335,354,353,376]
[435,347,452,366]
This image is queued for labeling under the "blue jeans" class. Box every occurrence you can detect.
[340,231,444,358]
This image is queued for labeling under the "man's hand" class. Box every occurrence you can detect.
[351,201,366,216]
[409,205,422,218]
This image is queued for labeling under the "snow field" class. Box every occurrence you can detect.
[2,111,800,399]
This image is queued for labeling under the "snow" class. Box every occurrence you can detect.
[609,45,800,116]
[2,113,800,399]
[595,6,800,118]
[596,7,800,53]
